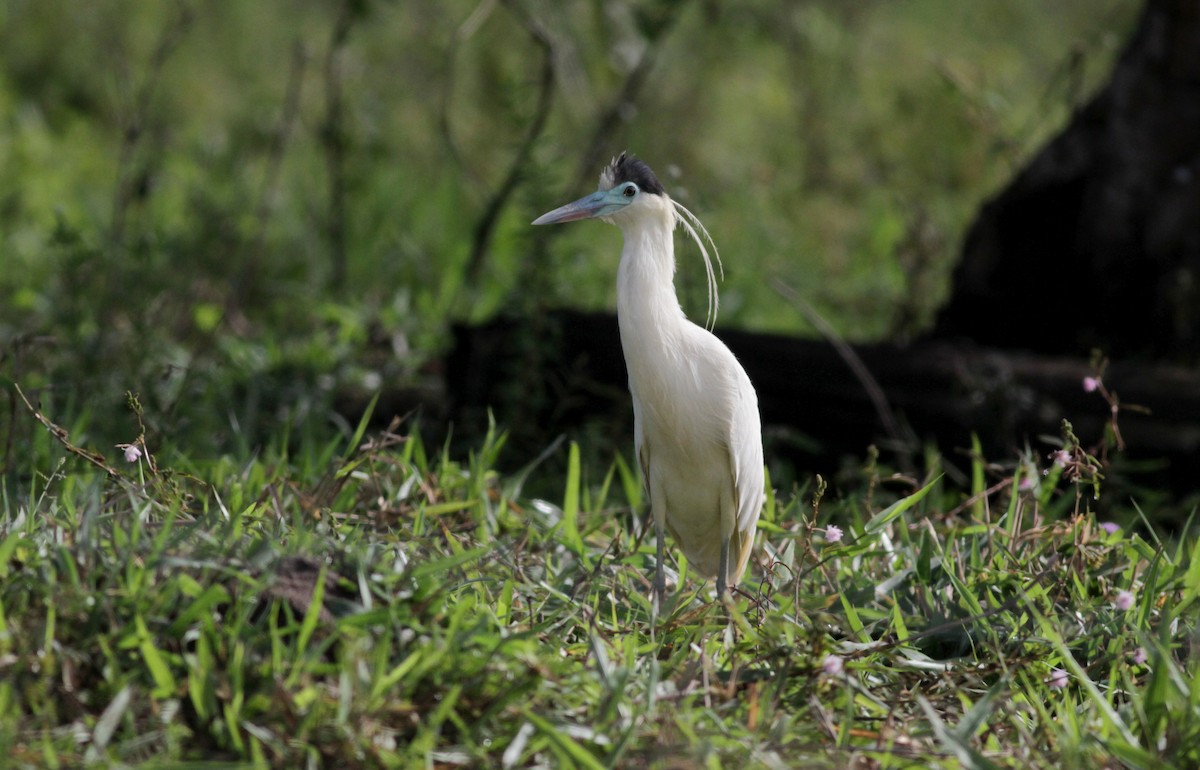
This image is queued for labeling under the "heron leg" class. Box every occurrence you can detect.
[652,520,666,622]
[715,535,730,599]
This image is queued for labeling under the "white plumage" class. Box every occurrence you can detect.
[533,153,765,602]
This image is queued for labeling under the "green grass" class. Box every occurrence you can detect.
[0,6,1191,766]
[1,396,1197,768]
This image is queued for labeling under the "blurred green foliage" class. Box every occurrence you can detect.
[0,0,1138,461]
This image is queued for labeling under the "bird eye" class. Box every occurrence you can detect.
[623,184,637,197]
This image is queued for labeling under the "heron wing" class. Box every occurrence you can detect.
[727,363,765,536]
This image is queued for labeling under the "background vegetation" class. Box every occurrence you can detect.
[1,0,1138,459]
[6,2,1197,768]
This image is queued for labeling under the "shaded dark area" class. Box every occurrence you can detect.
[263,556,360,624]
[447,309,1200,500]
[933,0,1200,360]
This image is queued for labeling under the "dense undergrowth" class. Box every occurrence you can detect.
[1,393,1197,769]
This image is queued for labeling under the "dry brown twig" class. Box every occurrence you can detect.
[14,383,124,480]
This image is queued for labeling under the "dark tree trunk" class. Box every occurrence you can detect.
[932,0,1200,361]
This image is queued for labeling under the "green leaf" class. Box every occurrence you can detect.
[295,564,327,657]
[0,531,24,578]
[523,710,607,770]
[560,441,587,562]
[919,694,1002,770]
[864,475,940,536]
[1170,534,1200,620]
[951,679,1004,743]
[839,592,869,643]
[341,391,380,461]
[890,600,909,642]
[136,615,177,698]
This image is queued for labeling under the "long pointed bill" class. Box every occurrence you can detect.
[532,191,608,225]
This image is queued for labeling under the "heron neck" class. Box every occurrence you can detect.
[616,215,685,357]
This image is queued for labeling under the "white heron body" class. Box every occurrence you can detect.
[615,195,762,585]
[534,153,764,599]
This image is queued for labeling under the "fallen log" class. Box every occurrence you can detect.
[447,309,1200,496]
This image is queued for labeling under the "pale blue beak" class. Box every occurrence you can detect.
[532,189,627,225]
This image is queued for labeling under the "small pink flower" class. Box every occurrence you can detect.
[1132,647,1147,665]
[1052,449,1071,467]
[121,444,142,463]
[1019,475,1034,491]
[1099,521,1120,535]
[821,654,844,676]
[1083,376,1100,393]
[1113,590,1135,611]
[1048,667,1068,689]
[824,525,843,544]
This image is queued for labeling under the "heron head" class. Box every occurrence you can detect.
[532,152,665,226]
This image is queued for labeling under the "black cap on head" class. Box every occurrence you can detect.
[600,152,666,195]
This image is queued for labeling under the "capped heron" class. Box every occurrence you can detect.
[533,153,765,604]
